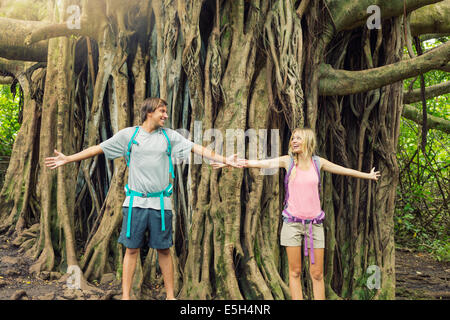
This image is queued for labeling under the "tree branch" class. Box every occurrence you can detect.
[324,0,443,32]
[319,41,450,96]
[24,23,85,46]
[0,17,49,62]
[404,81,450,104]
[0,57,26,77]
[296,0,310,18]
[0,76,13,85]
[21,0,114,46]
[439,62,450,72]
[402,104,450,133]
[410,1,450,36]
[420,33,450,41]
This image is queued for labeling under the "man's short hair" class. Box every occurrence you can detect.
[140,98,168,123]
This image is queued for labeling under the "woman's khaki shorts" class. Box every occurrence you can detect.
[280,220,325,248]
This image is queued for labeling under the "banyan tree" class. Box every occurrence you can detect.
[0,0,449,299]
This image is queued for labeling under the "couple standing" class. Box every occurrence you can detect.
[45,97,380,300]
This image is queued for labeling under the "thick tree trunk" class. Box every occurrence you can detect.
[0,66,43,236]
[318,19,405,299]
[28,0,80,275]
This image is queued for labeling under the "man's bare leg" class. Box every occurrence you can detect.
[157,248,175,300]
[122,247,140,300]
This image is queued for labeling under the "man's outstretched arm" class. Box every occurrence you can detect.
[191,144,245,168]
[45,145,104,169]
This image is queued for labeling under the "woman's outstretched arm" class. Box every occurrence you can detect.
[319,157,380,180]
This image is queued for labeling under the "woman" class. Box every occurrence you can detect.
[213,128,380,300]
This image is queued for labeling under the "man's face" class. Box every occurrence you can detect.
[148,105,168,128]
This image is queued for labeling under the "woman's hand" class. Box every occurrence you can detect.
[45,149,69,169]
[368,167,381,181]
[211,161,227,169]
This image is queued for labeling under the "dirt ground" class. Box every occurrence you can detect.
[0,234,165,300]
[395,247,450,300]
[0,234,448,300]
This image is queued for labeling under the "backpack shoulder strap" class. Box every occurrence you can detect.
[284,156,295,183]
[161,128,175,179]
[312,155,321,200]
[283,156,295,206]
[161,128,172,156]
[312,155,320,177]
[126,126,140,167]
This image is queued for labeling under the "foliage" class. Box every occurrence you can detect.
[396,37,449,262]
[0,85,21,157]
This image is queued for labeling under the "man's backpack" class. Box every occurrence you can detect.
[124,126,175,238]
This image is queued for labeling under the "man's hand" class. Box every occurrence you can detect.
[45,149,69,169]
[211,161,227,169]
[212,154,247,169]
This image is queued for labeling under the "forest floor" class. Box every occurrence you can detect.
[0,234,165,300]
[395,247,450,300]
[0,234,449,300]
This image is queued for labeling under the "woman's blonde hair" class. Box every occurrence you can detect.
[287,128,317,182]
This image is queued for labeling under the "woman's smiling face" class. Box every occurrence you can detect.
[290,131,305,154]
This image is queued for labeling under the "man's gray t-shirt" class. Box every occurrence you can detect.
[99,126,194,210]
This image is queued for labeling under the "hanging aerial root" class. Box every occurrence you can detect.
[264,0,305,129]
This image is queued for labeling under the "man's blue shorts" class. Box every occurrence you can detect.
[118,207,173,249]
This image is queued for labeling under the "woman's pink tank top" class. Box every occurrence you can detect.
[285,159,321,220]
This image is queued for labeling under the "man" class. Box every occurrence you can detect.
[45,97,242,300]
